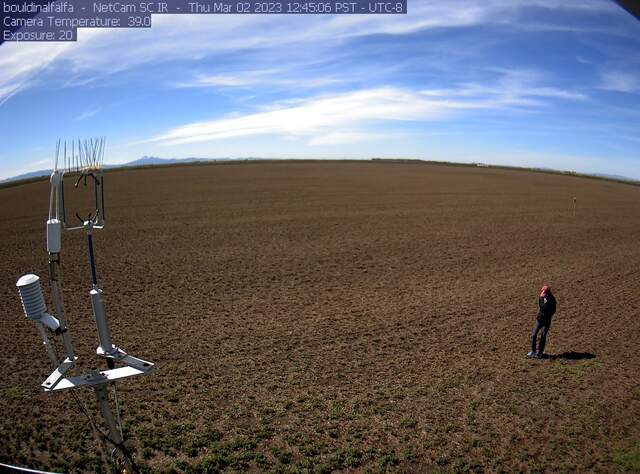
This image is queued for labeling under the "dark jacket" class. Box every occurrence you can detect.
[537,291,556,321]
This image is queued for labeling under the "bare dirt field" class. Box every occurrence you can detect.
[1,161,640,473]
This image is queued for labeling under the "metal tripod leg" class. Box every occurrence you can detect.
[35,323,58,368]
[94,380,135,473]
[48,254,76,360]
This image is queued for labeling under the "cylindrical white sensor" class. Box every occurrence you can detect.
[47,219,62,253]
[16,274,47,320]
[90,288,114,354]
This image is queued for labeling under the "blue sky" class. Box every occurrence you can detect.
[0,1,639,180]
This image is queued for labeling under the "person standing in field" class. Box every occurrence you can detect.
[528,285,556,358]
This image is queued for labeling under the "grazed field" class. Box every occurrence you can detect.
[1,161,640,473]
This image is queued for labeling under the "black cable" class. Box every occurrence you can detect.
[86,232,98,286]
[69,390,137,472]
[68,390,111,471]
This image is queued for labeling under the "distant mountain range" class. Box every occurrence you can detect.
[0,156,237,183]
[1,156,637,185]
[1,168,56,182]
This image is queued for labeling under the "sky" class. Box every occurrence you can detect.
[0,0,639,180]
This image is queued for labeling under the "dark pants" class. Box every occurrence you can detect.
[531,317,552,354]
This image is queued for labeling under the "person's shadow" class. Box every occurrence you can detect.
[549,351,596,360]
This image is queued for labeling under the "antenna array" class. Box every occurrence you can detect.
[55,137,106,173]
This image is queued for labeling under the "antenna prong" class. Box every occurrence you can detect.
[54,139,60,171]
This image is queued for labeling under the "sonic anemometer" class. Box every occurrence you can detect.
[15,138,154,473]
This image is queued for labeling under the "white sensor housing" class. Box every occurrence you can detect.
[47,219,62,253]
[16,274,60,331]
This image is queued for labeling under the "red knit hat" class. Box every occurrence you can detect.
[539,285,550,297]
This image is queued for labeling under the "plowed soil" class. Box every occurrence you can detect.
[1,161,640,473]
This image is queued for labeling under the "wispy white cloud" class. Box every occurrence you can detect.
[0,0,627,104]
[146,88,455,145]
[145,87,458,145]
[176,69,280,87]
[421,85,584,104]
[0,42,71,104]
[598,70,640,93]
[145,73,586,147]
[0,28,112,104]
[422,68,589,105]
[74,107,101,121]
[175,69,345,89]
